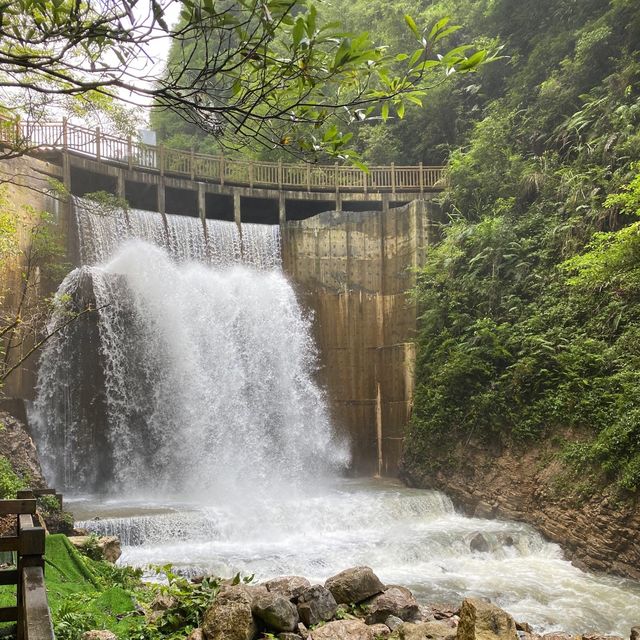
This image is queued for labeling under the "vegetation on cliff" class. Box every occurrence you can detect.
[400,0,640,494]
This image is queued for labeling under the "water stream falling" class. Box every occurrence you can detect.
[30,197,640,637]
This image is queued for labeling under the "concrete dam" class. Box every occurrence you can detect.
[0,122,443,477]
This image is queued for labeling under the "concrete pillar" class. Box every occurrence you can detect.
[116,169,125,200]
[157,178,165,214]
[382,193,390,213]
[62,152,71,192]
[335,192,342,212]
[278,192,286,226]
[233,191,241,227]
[198,183,206,222]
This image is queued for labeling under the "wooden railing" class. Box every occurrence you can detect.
[0,489,57,640]
[0,117,445,193]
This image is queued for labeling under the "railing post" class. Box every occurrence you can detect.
[391,162,396,195]
[249,160,254,188]
[278,160,283,190]
[15,117,21,146]
[190,146,195,180]
[334,162,339,194]
[419,161,424,193]
[306,163,311,192]
[95,126,101,162]
[220,156,225,186]
[127,135,133,170]
[159,144,165,176]
[62,118,68,150]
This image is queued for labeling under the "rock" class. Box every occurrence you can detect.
[392,621,456,640]
[632,628,640,640]
[279,635,303,640]
[325,567,385,604]
[81,633,117,640]
[218,584,269,606]
[150,593,178,611]
[430,605,458,620]
[473,502,495,519]
[266,576,312,600]
[310,619,375,640]
[365,586,419,624]
[469,534,490,553]
[542,634,573,640]
[516,624,532,634]
[298,623,310,639]
[187,630,205,640]
[67,535,122,563]
[582,636,624,640]
[297,585,338,626]
[369,623,391,638]
[253,592,300,632]
[457,599,517,640]
[202,589,257,640]
[386,617,404,632]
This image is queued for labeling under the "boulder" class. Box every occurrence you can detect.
[392,621,457,640]
[218,584,269,606]
[469,534,490,553]
[310,619,375,640]
[386,617,404,632]
[202,588,257,640]
[81,633,117,640]
[298,623,310,639]
[67,536,122,563]
[365,586,419,624]
[266,576,311,600]
[369,624,392,638]
[325,567,385,604]
[457,599,517,640]
[253,592,300,632]
[297,585,338,626]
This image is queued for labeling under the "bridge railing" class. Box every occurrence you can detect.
[0,489,56,640]
[0,116,445,193]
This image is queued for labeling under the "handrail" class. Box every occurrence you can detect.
[0,489,56,640]
[0,116,445,193]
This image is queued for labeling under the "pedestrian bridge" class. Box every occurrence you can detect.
[0,118,444,224]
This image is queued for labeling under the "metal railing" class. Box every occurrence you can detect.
[0,116,445,193]
[0,489,57,640]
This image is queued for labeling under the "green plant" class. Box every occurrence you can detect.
[0,455,26,499]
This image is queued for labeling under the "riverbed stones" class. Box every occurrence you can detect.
[309,619,375,640]
[365,586,419,624]
[202,587,257,640]
[297,585,338,626]
[392,621,457,640]
[457,599,517,640]
[266,576,311,600]
[325,566,385,604]
[252,592,300,632]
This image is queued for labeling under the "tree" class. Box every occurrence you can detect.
[0,0,492,160]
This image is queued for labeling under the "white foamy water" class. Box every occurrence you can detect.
[30,198,640,639]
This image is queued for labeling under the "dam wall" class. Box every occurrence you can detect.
[0,153,440,476]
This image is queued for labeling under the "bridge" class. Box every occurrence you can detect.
[0,117,444,224]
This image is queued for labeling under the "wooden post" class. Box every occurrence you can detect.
[198,182,206,222]
[249,161,254,189]
[190,147,195,180]
[127,135,133,170]
[158,144,165,176]
[95,126,101,163]
[363,167,368,194]
[306,163,311,192]
[278,192,286,226]
[62,118,68,150]
[278,160,283,190]
[220,156,225,186]
[419,162,424,193]
[390,162,396,195]
[157,178,165,214]
[116,169,125,200]
[334,162,339,194]
[233,191,241,228]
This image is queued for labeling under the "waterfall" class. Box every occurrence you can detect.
[31,197,348,498]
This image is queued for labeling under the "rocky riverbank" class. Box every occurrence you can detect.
[400,437,640,580]
[81,565,638,640]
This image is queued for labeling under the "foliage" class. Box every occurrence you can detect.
[0,454,26,498]
[405,0,640,494]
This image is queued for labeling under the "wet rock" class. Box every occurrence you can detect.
[473,502,495,519]
[392,621,456,640]
[516,623,532,634]
[325,566,385,604]
[469,534,490,553]
[430,605,458,620]
[81,632,117,640]
[457,599,517,640]
[365,586,419,624]
[297,585,338,626]
[310,619,374,640]
[253,592,300,632]
[412,606,435,623]
[369,623,392,638]
[266,576,311,600]
[202,591,258,640]
[632,628,640,640]
[386,616,404,631]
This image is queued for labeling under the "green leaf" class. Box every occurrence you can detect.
[404,14,420,39]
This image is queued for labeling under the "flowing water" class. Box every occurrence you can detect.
[30,198,640,637]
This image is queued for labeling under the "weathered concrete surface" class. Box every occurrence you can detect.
[0,155,68,399]
[283,201,439,476]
